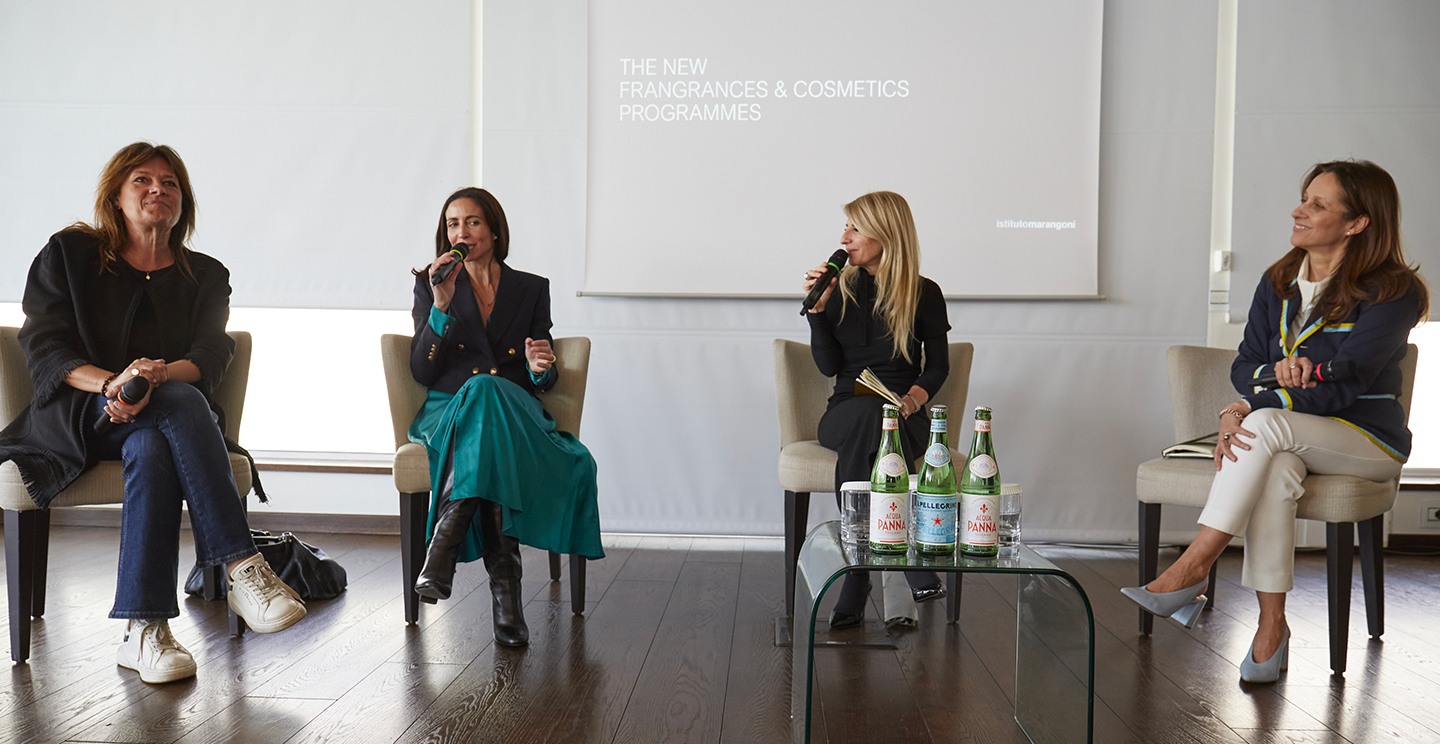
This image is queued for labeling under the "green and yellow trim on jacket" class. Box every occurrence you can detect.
[1278,294,1328,357]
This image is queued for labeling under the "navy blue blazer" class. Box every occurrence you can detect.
[409,262,558,396]
[1232,274,1422,461]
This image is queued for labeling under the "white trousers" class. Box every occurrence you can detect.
[1197,408,1401,593]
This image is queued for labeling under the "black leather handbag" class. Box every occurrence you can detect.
[184,529,347,600]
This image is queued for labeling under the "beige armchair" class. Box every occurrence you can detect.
[773,339,974,617]
[1135,344,1418,675]
[1,328,256,662]
[380,334,592,623]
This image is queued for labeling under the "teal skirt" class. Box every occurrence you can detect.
[408,374,604,563]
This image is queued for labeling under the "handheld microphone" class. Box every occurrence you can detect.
[800,249,849,315]
[1254,359,1355,390]
[430,243,470,286]
[94,374,151,434]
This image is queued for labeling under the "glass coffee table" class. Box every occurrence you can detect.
[789,521,1094,744]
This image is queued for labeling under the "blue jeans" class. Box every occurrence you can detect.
[89,383,257,619]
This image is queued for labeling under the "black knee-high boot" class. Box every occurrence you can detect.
[478,499,529,647]
[415,496,481,601]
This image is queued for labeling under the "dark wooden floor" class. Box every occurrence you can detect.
[2,527,1439,743]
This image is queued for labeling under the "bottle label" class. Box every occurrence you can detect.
[882,417,898,431]
[975,420,991,433]
[870,492,909,545]
[923,444,950,467]
[930,418,946,433]
[969,454,998,478]
[877,452,907,478]
[960,492,998,547]
[914,492,957,545]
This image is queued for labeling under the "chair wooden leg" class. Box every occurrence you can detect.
[1326,521,1355,676]
[229,604,248,638]
[399,491,430,624]
[784,490,810,617]
[1358,515,1384,639]
[946,573,962,624]
[549,551,561,582]
[207,563,246,637]
[231,486,249,635]
[5,509,39,663]
[202,564,225,601]
[570,555,586,614]
[1137,501,1161,635]
[32,508,49,618]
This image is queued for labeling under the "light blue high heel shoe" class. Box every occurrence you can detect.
[1239,625,1289,683]
[1119,577,1209,629]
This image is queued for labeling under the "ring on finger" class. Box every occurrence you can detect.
[1222,433,1230,441]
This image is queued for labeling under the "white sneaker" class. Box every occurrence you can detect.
[116,619,197,684]
[227,553,307,633]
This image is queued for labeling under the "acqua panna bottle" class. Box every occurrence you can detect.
[959,406,1000,557]
[869,403,909,554]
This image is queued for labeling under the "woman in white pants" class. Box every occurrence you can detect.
[1122,160,1428,683]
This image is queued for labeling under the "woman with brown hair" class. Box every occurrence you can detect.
[407,187,603,648]
[801,190,951,629]
[1122,160,1428,683]
[0,142,307,684]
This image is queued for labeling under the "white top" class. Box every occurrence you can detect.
[1292,254,1333,339]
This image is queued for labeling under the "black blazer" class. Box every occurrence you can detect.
[0,229,235,507]
[409,262,558,396]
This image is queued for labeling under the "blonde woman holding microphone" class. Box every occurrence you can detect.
[802,191,951,629]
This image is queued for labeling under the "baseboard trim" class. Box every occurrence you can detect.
[1387,533,1440,549]
[48,507,400,535]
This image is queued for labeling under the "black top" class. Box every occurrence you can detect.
[409,262,558,396]
[0,229,235,507]
[806,270,951,403]
[119,261,176,363]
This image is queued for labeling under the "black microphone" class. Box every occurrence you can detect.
[800,249,849,315]
[94,375,151,433]
[429,243,470,286]
[1254,359,1355,390]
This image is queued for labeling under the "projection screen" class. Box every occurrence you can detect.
[584,0,1104,298]
[0,1,469,311]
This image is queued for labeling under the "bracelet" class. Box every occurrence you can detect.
[1219,405,1247,421]
[100,371,120,397]
[903,394,918,411]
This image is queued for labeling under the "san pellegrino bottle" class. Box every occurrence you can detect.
[869,403,909,554]
[914,405,957,555]
[959,406,1000,556]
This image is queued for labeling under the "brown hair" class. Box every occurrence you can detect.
[413,187,510,276]
[70,142,197,278]
[836,191,922,362]
[1266,160,1429,323]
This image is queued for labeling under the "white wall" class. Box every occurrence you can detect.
[480,0,1220,541]
[13,3,1432,541]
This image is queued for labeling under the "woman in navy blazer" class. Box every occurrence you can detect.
[1122,160,1428,683]
[407,187,603,648]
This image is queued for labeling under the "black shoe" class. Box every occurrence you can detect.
[827,571,872,630]
[912,585,946,604]
[479,500,529,647]
[415,497,481,601]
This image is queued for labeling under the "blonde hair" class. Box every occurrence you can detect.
[837,191,921,362]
